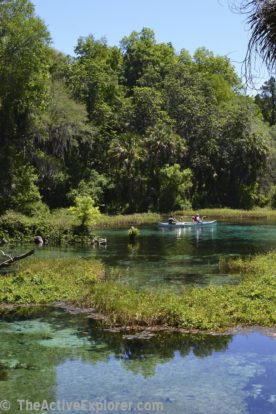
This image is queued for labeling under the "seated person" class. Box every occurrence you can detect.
[194,214,202,223]
[168,216,177,225]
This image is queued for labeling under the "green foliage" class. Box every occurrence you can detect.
[193,47,240,88]
[0,258,104,304]
[33,79,97,208]
[128,226,139,240]
[0,0,51,144]
[0,3,274,214]
[67,250,276,329]
[69,196,101,227]
[270,186,276,209]
[0,210,161,244]
[131,86,165,133]
[107,133,145,212]
[159,164,192,212]
[8,164,48,216]
[67,170,109,206]
[174,207,276,219]
[1,251,275,331]
[120,27,175,88]
[69,35,123,127]
[255,77,276,126]
[0,151,48,216]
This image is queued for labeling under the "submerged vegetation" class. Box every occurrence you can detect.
[0,252,275,331]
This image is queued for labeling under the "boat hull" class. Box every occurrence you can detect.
[158,220,217,228]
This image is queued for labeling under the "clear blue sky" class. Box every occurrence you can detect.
[32,0,268,92]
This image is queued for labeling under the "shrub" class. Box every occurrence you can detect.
[69,196,101,227]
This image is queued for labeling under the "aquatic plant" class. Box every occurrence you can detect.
[128,226,140,242]
[0,252,275,331]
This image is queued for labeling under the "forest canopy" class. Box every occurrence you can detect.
[0,0,275,215]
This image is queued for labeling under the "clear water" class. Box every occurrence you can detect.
[5,221,276,289]
[0,308,275,414]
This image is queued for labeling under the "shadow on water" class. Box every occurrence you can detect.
[0,308,275,413]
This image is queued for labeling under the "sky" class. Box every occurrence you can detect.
[32,0,270,93]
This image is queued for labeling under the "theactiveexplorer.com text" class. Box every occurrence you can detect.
[15,399,164,412]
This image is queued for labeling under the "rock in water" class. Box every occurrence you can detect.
[34,236,43,245]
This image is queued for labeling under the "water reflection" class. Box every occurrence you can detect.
[160,225,217,240]
[0,308,275,414]
[3,222,276,290]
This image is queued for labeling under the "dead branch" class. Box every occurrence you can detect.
[0,250,35,268]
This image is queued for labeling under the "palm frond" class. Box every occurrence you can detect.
[243,0,276,71]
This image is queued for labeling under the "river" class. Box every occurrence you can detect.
[0,220,275,413]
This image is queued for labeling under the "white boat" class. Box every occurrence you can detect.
[158,220,217,228]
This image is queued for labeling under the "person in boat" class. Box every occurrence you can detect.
[168,216,177,225]
[193,214,203,223]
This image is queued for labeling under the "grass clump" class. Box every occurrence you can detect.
[74,251,276,330]
[95,213,160,228]
[0,258,104,305]
[0,252,275,332]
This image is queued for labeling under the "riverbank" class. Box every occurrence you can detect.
[0,208,275,244]
[0,252,275,332]
[0,210,160,244]
[175,207,276,220]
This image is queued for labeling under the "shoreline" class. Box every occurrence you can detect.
[0,301,276,337]
[0,208,275,245]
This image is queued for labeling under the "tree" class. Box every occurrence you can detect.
[255,77,276,125]
[213,97,269,208]
[158,164,193,212]
[68,35,123,128]
[107,133,145,212]
[32,80,97,208]
[67,169,109,207]
[120,27,175,89]
[193,47,240,88]
[0,0,51,147]
[163,61,269,208]
[142,122,187,209]
[0,151,47,215]
[131,87,166,133]
[0,0,51,214]
[69,196,101,228]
